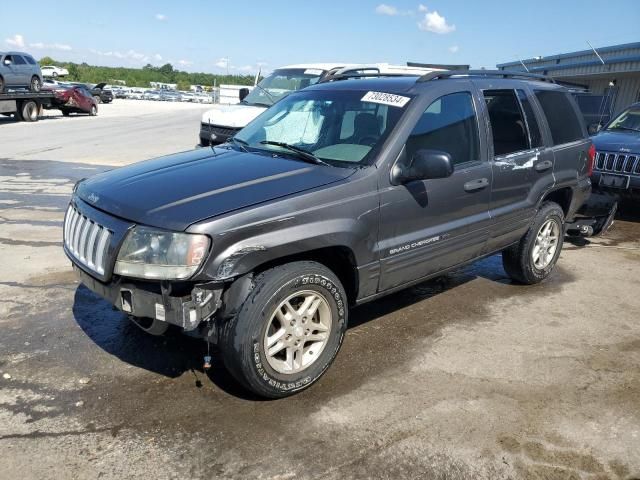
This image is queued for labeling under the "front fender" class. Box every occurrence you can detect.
[206,218,370,281]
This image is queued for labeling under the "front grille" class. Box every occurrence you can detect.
[594,151,639,175]
[63,204,112,275]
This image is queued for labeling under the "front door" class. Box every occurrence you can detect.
[378,83,492,292]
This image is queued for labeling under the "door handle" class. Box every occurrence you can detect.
[535,160,553,172]
[464,178,489,192]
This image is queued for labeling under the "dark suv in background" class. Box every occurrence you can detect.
[63,70,593,398]
[591,102,640,200]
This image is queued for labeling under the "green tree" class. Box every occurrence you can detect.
[176,80,191,91]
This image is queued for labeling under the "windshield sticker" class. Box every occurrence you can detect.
[304,69,323,75]
[361,91,410,108]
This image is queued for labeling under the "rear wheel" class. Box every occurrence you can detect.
[30,76,41,92]
[21,101,39,122]
[220,261,348,398]
[52,72,58,78]
[502,202,565,285]
[0,75,4,93]
[61,109,71,117]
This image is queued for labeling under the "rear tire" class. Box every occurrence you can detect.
[0,75,4,93]
[30,76,41,92]
[21,101,39,122]
[61,109,71,117]
[220,261,348,398]
[502,202,565,285]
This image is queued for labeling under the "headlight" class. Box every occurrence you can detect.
[114,227,210,280]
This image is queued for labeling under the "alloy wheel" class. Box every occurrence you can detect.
[532,218,560,269]
[263,290,332,374]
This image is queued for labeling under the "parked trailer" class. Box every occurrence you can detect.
[0,91,54,122]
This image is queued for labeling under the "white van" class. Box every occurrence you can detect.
[198,63,443,146]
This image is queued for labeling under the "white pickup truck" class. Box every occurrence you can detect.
[198,63,442,146]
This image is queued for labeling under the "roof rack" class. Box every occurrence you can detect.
[417,69,556,83]
[319,72,416,83]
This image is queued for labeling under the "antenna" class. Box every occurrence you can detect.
[587,40,605,65]
[518,59,530,72]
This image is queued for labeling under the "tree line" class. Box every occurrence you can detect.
[39,57,256,89]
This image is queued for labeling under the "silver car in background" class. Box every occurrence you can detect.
[0,51,43,93]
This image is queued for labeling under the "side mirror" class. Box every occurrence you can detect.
[391,149,454,185]
[587,123,601,135]
[3,59,11,66]
[239,88,250,101]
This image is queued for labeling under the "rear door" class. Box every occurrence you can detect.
[473,81,555,251]
[12,55,29,84]
[378,82,492,292]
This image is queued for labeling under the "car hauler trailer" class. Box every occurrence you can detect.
[0,91,54,122]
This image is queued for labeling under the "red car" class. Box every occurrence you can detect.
[43,82,98,116]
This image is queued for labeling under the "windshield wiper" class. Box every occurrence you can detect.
[609,126,640,133]
[253,83,276,103]
[259,141,329,166]
[228,136,249,152]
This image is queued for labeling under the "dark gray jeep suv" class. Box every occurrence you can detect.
[64,71,593,398]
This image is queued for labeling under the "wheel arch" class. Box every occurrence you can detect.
[540,187,573,217]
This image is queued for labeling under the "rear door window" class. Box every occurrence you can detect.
[13,55,27,65]
[534,90,584,145]
[482,89,529,156]
[24,56,37,65]
[516,89,543,148]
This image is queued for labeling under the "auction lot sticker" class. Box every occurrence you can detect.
[361,91,411,108]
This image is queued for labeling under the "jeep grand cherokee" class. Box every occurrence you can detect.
[64,70,593,398]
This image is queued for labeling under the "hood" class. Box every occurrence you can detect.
[94,82,107,90]
[201,104,266,128]
[592,130,640,153]
[76,148,354,231]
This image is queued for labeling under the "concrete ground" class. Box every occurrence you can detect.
[0,100,639,480]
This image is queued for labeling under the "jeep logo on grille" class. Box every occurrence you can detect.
[619,147,631,153]
[87,193,99,204]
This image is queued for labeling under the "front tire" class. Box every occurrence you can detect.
[220,261,348,398]
[502,202,565,285]
[89,105,97,116]
[94,95,102,104]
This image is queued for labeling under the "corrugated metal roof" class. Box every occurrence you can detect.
[497,41,640,68]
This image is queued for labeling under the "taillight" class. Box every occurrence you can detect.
[587,144,596,176]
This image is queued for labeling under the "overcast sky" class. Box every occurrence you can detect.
[2,0,639,74]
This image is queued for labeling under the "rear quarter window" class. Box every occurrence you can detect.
[534,90,584,145]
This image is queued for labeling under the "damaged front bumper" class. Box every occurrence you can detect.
[73,265,222,332]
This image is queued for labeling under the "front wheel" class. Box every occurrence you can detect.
[94,95,102,104]
[502,202,565,285]
[89,105,97,116]
[220,261,348,398]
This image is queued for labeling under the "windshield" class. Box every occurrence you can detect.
[242,68,326,107]
[235,89,411,166]
[606,107,640,132]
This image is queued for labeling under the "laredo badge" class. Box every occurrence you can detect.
[361,91,411,108]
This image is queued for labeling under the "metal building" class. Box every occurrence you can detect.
[497,42,640,116]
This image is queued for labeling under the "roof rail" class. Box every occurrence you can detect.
[417,69,556,83]
[319,72,416,83]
